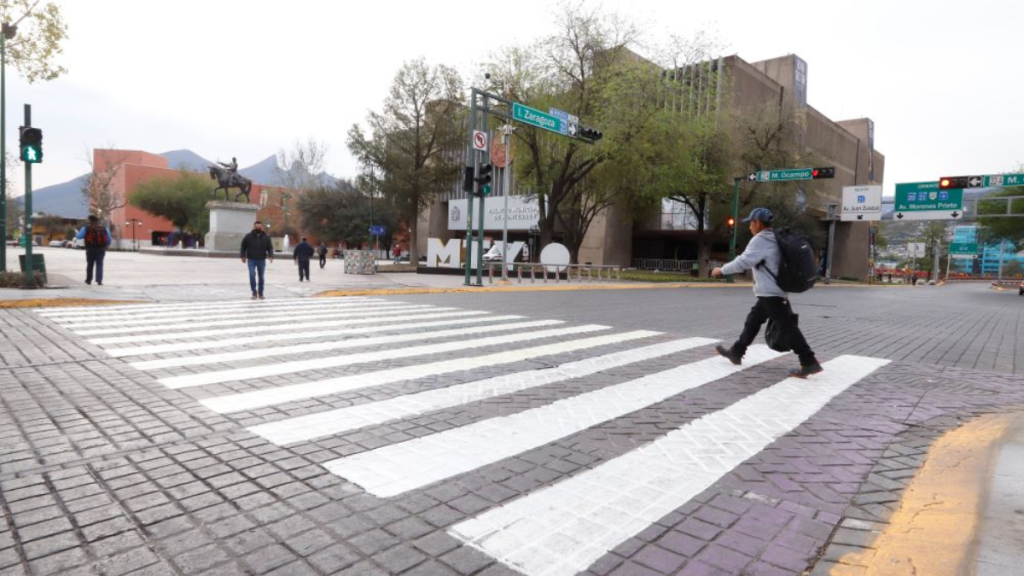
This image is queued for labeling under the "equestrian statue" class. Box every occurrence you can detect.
[209,157,253,202]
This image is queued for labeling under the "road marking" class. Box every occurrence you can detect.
[35,296,380,318]
[448,355,890,576]
[102,312,505,357]
[70,304,440,336]
[249,337,717,446]
[324,346,784,497]
[52,300,401,328]
[87,309,470,345]
[199,330,661,414]
[159,324,608,389]
[132,319,562,370]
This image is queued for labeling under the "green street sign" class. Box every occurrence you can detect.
[983,173,1024,187]
[893,182,964,221]
[750,168,813,182]
[512,103,567,136]
[949,242,978,256]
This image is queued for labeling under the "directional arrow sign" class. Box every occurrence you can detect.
[893,181,964,221]
[746,172,758,182]
[514,103,567,136]
[969,176,983,187]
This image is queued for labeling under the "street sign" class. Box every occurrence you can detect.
[368,225,386,236]
[549,107,580,138]
[514,103,566,136]
[907,243,927,258]
[982,173,1024,188]
[750,168,814,182]
[472,130,487,151]
[893,181,964,221]
[840,185,883,221]
[949,242,979,258]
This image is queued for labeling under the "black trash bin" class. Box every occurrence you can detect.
[18,253,47,285]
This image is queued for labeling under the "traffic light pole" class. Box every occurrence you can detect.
[0,30,7,272]
[464,94,477,286]
[726,176,741,283]
[475,99,488,286]
[22,103,32,287]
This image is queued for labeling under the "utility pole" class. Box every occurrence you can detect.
[0,22,15,272]
[500,124,514,283]
[22,104,32,286]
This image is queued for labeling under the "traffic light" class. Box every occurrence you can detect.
[579,126,603,142]
[811,167,834,179]
[938,176,969,189]
[462,166,474,193]
[475,164,493,196]
[726,216,735,229]
[19,126,43,164]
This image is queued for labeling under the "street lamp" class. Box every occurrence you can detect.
[125,218,142,251]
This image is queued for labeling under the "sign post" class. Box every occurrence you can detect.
[893,182,964,221]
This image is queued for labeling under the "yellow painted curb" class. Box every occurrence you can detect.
[315,282,748,298]
[831,413,1018,576]
[0,298,142,309]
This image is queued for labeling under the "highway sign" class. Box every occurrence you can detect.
[982,173,1024,188]
[893,181,964,221]
[840,185,882,221]
[749,168,814,182]
[514,103,566,136]
[949,242,978,258]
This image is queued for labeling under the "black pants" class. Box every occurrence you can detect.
[298,259,310,281]
[85,247,106,284]
[733,297,816,366]
[319,255,326,268]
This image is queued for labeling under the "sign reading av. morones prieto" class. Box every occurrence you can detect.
[893,182,964,221]
[841,186,882,221]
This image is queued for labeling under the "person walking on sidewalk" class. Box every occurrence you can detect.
[392,245,402,264]
[294,237,315,282]
[241,220,274,299]
[318,242,328,269]
[711,207,823,378]
[76,214,111,285]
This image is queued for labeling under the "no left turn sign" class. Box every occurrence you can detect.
[473,131,488,151]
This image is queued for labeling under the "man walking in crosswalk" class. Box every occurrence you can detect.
[240,220,274,299]
[711,207,823,378]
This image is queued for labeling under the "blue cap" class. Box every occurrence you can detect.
[742,207,774,224]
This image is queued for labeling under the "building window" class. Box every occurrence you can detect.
[660,199,702,231]
[260,190,268,207]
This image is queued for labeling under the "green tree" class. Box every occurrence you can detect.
[0,0,69,83]
[129,170,211,237]
[296,180,398,248]
[1001,259,1022,278]
[348,58,464,264]
[977,188,1024,244]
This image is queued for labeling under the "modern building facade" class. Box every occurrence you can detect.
[416,53,885,280]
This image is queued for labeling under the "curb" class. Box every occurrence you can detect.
[0,298,143,309]
[315,282,747,298]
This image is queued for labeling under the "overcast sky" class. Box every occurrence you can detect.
[7,0,1022,198]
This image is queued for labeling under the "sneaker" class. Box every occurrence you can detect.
[97,282,103,286]
[789,362,824,378]
[85,281,91,285]
[716,344,742,365]
[251,294,258,300]
[258,294,265,300]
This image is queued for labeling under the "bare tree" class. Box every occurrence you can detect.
[0,0,69,83]
[81,148,129,233]
[276,137,329,194]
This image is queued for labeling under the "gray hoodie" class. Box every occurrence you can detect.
[721,229,786,297]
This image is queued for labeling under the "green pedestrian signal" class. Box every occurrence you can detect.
[475,164,493,196]
[19,127,43,164]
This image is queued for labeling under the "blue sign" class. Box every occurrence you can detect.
[369,225,386,236]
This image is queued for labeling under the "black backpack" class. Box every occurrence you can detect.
[760,228,817,293]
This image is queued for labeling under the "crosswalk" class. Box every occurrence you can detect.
[37,297,890,576]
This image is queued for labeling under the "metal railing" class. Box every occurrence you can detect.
[487,262,622,284]
[631,258,722,272]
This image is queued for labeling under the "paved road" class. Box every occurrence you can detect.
[1,284,1022,575]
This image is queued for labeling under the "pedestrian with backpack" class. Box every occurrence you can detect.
[318,242,328,269]
[711,207,823,378]
[75,215,111,285]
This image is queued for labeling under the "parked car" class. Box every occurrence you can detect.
[48,240,64,247]
[72,237,85,249]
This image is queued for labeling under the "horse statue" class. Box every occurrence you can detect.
[209,164,253,202]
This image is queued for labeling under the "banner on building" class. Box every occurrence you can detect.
[448,196,542,231]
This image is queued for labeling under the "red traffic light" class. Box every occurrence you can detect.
[940,178,951,188]
[812,167,835,179]
[812,169,818,177]
[727,217,735,227]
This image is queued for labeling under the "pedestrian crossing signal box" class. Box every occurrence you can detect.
[19,126,43,164]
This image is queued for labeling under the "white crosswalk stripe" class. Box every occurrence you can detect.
[247,337,716,446]
[86,308,473,345]
[70,304,440,336]
[448,355,890,576]
[199,330,661,414]
[36,296,382,318]
[53,300,401,328]
[323,346,783,497]
[157,321,595,389]
[102,313,508,358]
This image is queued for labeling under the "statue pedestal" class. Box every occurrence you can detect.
[205,201,259,253]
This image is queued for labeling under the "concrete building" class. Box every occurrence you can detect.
[418,53,885,281]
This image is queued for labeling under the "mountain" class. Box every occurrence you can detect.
[239,155,340,187]
[160,149,214,172]
[14,174,90,219]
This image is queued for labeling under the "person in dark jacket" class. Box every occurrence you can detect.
[241,220,274,299]
[294,237,315,281]
[75,214,112,285]
[318,242,328,269]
